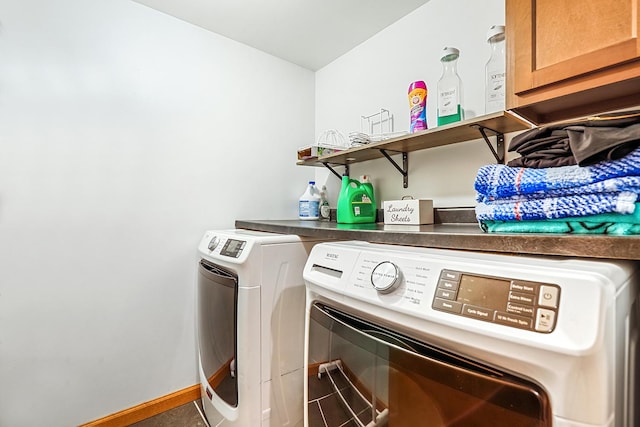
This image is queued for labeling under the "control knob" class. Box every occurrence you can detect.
[371,261,402,293]
[207,235,220,251]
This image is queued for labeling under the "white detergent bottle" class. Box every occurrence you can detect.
[299,181,321,220]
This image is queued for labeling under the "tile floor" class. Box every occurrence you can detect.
[137,373,373,427]
[130,400,209,427]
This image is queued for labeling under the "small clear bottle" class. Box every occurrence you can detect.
[437,47,464,126]
[298,181,320,220]
[485,25,506,114]
[319,185,330,221]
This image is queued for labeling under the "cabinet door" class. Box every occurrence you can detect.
[507,0,640,123]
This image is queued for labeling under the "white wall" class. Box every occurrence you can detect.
[0,1,314,425]
[0,0,509,425]
[315,0,506,208]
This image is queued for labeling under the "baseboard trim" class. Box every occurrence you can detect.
[79,384,201,427]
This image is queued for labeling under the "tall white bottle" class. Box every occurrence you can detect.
[485,25,506,114]
[437,47,464,126]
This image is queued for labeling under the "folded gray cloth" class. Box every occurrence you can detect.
[566,123,640,164]
[508,111,640,168]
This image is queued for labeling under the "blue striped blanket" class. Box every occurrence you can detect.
[477,175,640,203]
[475,146,640,200]
[475,146,640,221]
[475,191,638,221]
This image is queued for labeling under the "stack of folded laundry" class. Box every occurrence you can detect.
[474,111,640,235]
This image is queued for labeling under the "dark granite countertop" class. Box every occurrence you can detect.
[235,216,640,261]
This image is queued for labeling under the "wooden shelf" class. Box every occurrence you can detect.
[297,111,533,168]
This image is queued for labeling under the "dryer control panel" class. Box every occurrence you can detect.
[432,269,560,333]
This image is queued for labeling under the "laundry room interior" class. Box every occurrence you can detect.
[1,0,639,426]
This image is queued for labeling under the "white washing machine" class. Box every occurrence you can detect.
[197,229,327,427]
[303,241,639,427]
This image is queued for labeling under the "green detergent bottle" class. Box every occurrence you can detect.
[337,175,376,224]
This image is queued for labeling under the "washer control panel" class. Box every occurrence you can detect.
[218,238,246,258]
[203,233,247,258]
[432,269,560,333]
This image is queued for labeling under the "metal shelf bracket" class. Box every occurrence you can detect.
[322,162,349,180]
[471,124,505,163]
[379,150,409,188]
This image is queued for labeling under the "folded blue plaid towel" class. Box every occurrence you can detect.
[477,175,640,203]
[481,203,640,235]
[475,191,637,221]
[475,147,640,200]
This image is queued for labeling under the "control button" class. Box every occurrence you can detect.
[508,291,535,305]
[437,279,460,292]
[371,261,402,294]
[538,285,560,308]
[495,312,533,329]
[535,308,556,332]
[432,298,463,314]
[207,236,220,251]
[234,241,246,258]
[506,302,535,317]
[439,270,461,282]
[510,281,537,294]
[462,305,494,321]
[436,288,457,300]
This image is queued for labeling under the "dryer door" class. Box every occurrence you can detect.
[198,259,238,407]
[307,302,552,427]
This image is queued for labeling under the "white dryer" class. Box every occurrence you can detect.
[303,241,640,427]
[197,229,327,427]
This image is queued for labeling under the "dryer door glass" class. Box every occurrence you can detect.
[198,259,238,407]
[307,303,551,427]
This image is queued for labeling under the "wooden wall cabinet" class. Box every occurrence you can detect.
[506,0,640,124]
